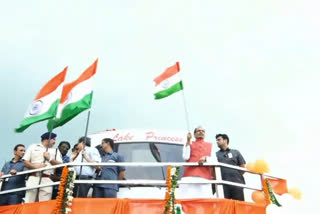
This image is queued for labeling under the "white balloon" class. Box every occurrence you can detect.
[276,193,306,214]
[279,193,294,205]
[266,203,284,214]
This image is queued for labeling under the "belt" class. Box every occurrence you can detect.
[31,173,50,178]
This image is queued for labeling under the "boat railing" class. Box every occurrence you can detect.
[0,162,283,199]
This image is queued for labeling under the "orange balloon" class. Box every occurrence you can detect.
[288,188,302,200]
[246,162,255,172]
[254,159,270,174]
[252,191,266,204]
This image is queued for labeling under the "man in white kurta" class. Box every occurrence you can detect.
[176,126,216,199]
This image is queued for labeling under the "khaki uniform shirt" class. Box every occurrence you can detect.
[24,143,63,175]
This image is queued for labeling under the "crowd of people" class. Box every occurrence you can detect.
[0,132,125,206]
[0,127,246,206]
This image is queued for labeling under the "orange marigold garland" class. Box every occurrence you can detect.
[262,177,271,205]
[164,166,172,214]
[264,179,281,207]
[54,166,69,214]
[260,178,281,207]
[163,166,180,214]
[53,167,76,214]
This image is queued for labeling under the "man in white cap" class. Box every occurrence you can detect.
[24,132,62,203]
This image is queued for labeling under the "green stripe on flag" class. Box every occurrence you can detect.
[15,99,59,133]
[48,92,93,130]
[154,81,183,100]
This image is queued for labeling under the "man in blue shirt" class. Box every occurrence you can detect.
[93,138,125,198]
[0,144,26,206]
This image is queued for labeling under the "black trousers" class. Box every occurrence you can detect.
[73,175,92,198]
[51,185,59,199]
[223,185,244,201]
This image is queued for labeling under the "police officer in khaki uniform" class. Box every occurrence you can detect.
[24,132,63,203]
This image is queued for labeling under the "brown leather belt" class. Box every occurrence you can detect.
[31,173,50,177]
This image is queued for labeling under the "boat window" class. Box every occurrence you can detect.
[116,142,184,183]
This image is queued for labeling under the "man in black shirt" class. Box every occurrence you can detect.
[215,134,246,201]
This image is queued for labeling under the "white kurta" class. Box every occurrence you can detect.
[176,177,216,199]
[177,143,217,199]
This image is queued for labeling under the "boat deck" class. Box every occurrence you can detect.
[0,198,266,214]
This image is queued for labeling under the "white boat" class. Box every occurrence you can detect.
[0,129,285,214]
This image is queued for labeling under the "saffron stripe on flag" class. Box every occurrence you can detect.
[154,62,180,86]
[60,59,98,103]
[34,67,68,100]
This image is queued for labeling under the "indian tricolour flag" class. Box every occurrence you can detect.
[15,67,68,133]
[154,62,183,100]
[47,59,98,130]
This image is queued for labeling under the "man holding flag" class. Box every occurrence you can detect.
[71,137,101,198]
[178,126,216,199]
[13,67,67,202]
[23,132,62,202]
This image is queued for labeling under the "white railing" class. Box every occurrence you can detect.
[0,162,283,199]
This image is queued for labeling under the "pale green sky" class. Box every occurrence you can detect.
[1,0,319,212]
